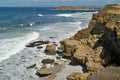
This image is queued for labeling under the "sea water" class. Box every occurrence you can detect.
[0,7,97,80]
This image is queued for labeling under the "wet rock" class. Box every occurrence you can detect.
[36,67,53,77]
[45,44,56,55]
[26,40,49,47]
[50,36,56,39]
[26,64,36,69]
[37,46,43,49]
[41,58,55,64]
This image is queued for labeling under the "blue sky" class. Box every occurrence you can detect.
[0,0,119,7]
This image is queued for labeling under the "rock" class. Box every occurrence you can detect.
[50,36,56,39]
[26,43,35,47]
[41,58,55,64]
[73,45,94,64]
[67,72,90,80]
[37,46,43,49]
[36,67,53,77]
[26,40,49,48]
[45,44,56,55]
[86,61,104,72]
[60,39,79,58]
[26,64,36,69]
[56,6,99,10]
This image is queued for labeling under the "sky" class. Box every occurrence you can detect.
[0,0,119,7]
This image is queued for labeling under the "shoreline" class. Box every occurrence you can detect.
[39,60,83,80]
[0,8,96,80]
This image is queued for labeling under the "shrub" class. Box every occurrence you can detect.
[87,67,120,80]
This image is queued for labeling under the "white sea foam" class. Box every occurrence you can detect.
[37,14,43,17]
[55,14,72,17]
[0,32,39,62]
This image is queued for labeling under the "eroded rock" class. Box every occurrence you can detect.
[45,44,56,55]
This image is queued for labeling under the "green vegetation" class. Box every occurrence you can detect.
[74,28,91,39]
[111,15,120,22]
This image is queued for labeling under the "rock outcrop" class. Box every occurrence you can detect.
[45,44,56,55]
[56,6,99,10]
[60,4,120,76]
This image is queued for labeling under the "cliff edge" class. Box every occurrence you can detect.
[60,4,120,80]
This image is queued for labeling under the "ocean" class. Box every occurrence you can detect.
[0,7,97,80]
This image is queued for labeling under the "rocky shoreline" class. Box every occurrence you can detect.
[35,4,120,80]
[58,4,120,80]
[22,4,120,80]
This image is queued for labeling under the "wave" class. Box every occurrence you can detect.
[0,32,39,62]
[55,11,97,18]
[37,14,43,17]
[55,14,72,17]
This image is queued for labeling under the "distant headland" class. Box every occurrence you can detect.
[56,6,100,10]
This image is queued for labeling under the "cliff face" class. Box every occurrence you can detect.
[56,6,99,10]
[60,4,120,74]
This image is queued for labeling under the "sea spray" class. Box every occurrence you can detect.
[0,32,39,62]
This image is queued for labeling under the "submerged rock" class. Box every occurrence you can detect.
[41,58,55,64]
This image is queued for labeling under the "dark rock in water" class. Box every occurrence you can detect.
[50,36,56,39]
[37,46,43,49]
[41,58,55,64]
[36,67,53,77]
[43,40,49,44]
[26,43,35,47]
[26,64,36,69]
[26,40,49,48]
[45,44,56,55]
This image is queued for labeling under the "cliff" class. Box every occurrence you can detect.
[60,4,120,79]
[56,6,99,10]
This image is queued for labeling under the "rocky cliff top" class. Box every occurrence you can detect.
[60,4,120,79]
[56,6,99,10]
[101,4,120,14]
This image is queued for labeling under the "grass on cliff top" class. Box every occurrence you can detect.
[111,15,120,22]
[74,28,91,39]
[87,67,120,80]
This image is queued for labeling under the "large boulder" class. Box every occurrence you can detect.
[36,67,53,77]
[60,39,79,58]
[67,72,90,80]
[45,44,56,55]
